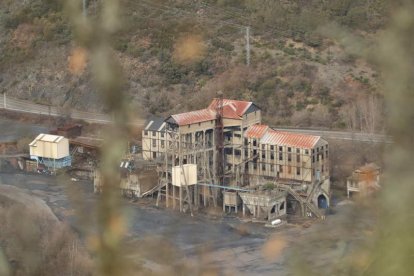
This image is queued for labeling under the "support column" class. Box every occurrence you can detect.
[179,186,183,212]
[173,185,176,210]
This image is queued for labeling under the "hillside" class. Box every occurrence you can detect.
[0,0,390,132]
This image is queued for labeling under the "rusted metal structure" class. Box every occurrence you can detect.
[142,97,330,218]
[215,91,225,187]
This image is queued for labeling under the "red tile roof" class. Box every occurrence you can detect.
[171,108,216,126]
[208,98,253,117]
[261,130,320,149]
[244,125,321,149]
[170,98,254,126]
[244,124,269,138]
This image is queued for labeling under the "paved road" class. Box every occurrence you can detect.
[275,128,392,143]
[0,94,145,126]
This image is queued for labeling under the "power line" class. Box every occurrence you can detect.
[137,0,246,29]
[199,1,250,22]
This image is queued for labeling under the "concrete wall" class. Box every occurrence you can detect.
[30,137,69,159]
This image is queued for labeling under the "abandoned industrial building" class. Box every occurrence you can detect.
[141,96,331,220]
[347,163,381,198]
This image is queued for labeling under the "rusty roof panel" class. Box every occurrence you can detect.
[244,124,269,138]
[169,98,254,125]
[171,109,216,126]
[261,129,320,149]
[208,98,252,117]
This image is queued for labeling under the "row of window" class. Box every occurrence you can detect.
[144,130,165,138]
[250,164,326,175]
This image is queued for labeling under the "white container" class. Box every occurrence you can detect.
[172,164,197,186]
[271,219,282,225]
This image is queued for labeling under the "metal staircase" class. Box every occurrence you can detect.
[275,183,323,218]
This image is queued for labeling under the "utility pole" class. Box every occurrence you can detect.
[245,26,250,66]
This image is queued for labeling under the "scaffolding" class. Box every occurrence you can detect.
[156,121,219,212]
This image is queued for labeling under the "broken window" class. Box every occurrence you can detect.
[270,152,274,160]
[288,153,292,162]
[253,139,257,146]
[288,147,291,152]
[235,149,241,156]
[144,130,148,136]
[280,202,285,210]
[152,152,157,158]
[270,145,274,151]
[305,149,309,155]
[296,167,300,175]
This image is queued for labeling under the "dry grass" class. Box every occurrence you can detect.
[0,192,93,276]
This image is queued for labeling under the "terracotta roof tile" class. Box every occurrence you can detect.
[244,124,269,138]
[261,129,320,149]
[171,109,216,126]
[169,98,254,126]
[208,98,253,117]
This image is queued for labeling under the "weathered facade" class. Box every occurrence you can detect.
[347,163,381,198]
[142,116,166,160]
[141,98,331,216]
[29,133,71,169]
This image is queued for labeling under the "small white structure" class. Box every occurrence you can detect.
[29,134,71,169]
[172,164,197,186]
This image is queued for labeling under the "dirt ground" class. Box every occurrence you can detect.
[0,171,375,275]
[0,114,381,274]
